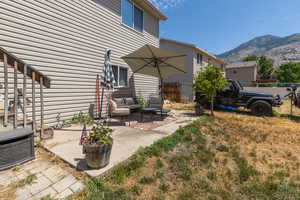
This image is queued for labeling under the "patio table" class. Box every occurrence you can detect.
[140,108,171,122]
[155,109,171,117]
[140,108,157,122]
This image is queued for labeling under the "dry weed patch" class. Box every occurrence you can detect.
[74,105,300,200]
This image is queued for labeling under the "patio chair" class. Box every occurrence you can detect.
[148,97,171,117]
[149,97,162,109]
[124,97,141,111]
[113,97,140,112]
[109,99,131,126]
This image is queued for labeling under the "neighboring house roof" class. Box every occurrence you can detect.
[226,61,258,69]
[160,38,226,64]
[133,0,168,20]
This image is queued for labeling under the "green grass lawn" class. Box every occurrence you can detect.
[74,111,300,200]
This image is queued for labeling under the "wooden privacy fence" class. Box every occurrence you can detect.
[163,82,181,103]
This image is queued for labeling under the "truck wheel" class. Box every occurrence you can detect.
[250,100,272,116]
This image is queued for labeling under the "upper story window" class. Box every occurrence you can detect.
[122,0,144,32]
[221,64,225,70]
[197,53,203,64]
[112,65,129,87]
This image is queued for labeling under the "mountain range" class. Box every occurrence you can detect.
[218,33,300,67]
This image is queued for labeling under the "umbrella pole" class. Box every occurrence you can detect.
[96,75,101,118]
[160,78,163,118]
[156,60,164,118]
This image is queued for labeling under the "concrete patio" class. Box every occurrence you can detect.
[44,111,197,177]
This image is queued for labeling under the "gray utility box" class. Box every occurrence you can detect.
[0,128,35,171]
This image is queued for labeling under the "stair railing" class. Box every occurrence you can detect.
[0,47,51,137]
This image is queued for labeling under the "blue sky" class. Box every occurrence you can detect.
[152,0,300,55]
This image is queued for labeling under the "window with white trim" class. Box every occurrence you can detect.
[197,53,203,64]
[122,0,144,32]
[112,65,128,87]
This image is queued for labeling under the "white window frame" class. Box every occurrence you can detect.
[112,65,129,88]
[196,53,203,65]
[121,0,144,33]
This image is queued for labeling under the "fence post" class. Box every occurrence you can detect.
[3,54,9,127]
[32,72,36,135]
[23,65,27,128]
[40,77,44,139]
[13,61,18,129]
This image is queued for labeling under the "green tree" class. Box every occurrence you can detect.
[193,65,227,116]
[276,62,300,83]
[258,56,274,80]
[243,55,258,62]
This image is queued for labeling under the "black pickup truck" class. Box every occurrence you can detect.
[195,80,283,116]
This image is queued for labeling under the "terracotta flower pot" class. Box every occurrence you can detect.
[83,143,112,169]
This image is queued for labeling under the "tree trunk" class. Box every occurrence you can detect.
[210,96,214,116]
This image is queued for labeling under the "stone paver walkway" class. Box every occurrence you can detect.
[0,151,84,200]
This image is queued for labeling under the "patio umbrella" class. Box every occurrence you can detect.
[102,49,115,88]
[122,44,187,113]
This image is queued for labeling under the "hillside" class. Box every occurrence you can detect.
[219,33,300,66]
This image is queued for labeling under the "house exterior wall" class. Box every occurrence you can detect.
[160,41,195,101]
[226,67,257,86]
[0,0,160,124]
[193,51,223,75]
[160,40,224,101]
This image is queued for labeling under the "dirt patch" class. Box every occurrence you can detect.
[0,185,16,200]
[274,99,300,116]
[205,111,300,180]
[73,101,300,200]
[37,147,86,181]
[165,102,195,113]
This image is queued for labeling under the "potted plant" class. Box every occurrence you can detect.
[72,112,114,169]
[82,124,113,169]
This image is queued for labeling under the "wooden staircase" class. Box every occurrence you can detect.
[0,47,51,136]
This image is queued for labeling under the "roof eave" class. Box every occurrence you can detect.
[132,0,168,21]
[160,38,226,64]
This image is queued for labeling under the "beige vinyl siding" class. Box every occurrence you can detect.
[226,67,257,86]
[160,41,195,101]
[193,51,223,75]
[0,0,160,124]
[160,40,224,101]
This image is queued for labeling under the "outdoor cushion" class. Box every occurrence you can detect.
[113,108,130,114]
[128,104,141,110]
[125,98,135,105]
[149,97,161,104]
[114,98,125,105]
[111,108,130,117]
[110,100,118,111]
